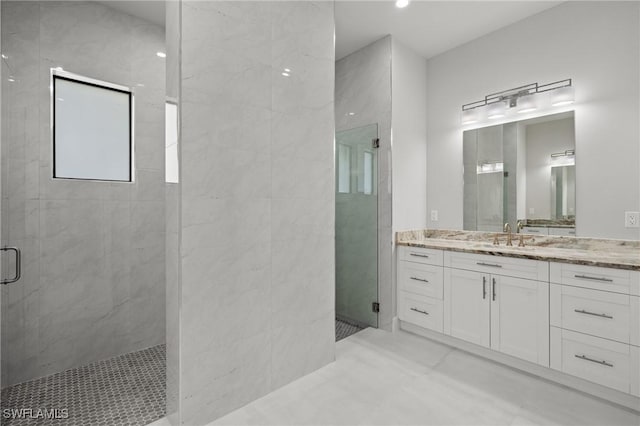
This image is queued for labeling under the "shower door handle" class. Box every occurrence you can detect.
[1,247,21,285]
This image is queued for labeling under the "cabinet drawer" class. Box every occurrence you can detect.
[550,284,630,344]
[522,226,549,235]
[398,291,443,333]
[550,263,638,295]
[444,251,548,281]
[398,261,443,299]
[551,328,634,394]
[399,246,443,266]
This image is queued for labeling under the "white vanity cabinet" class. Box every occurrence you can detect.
[442,252,549,366]
[397,246,444,333]
[396,242,640,409]
[549,262,640,396]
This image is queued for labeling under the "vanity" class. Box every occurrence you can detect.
[395,229,640,411]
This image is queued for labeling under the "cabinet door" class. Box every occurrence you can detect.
[490,276,549,366]
[444,268,490,347]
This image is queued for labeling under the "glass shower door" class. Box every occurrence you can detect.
[335,124,378,328]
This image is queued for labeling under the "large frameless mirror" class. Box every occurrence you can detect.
[463,111,575,236]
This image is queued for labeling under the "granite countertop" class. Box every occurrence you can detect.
[396,229,640,271]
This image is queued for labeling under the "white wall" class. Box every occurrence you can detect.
[392,39,428,233]
[426,1,640,239]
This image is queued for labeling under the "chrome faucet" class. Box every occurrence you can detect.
[503,223,513,246]
[516,221,525,246]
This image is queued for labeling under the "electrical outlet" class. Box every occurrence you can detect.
[431,210,439,221]
[625,211,640,228]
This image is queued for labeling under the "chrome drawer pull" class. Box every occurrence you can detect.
[574,274,613,282]
[492,277,497,301]
[410,253,429,258]
[574,354,613,368]
[476,262,503,268]
[482,276,487,300]
[410,277,429,283]
[574,309,613,319]
[410,307,429,316]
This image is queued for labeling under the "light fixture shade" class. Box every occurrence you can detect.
[517,94,537,113]
[461,108,478,125]
[487,101,506,119]
[551,85,574,106]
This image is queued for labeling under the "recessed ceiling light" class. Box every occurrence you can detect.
[395,0,409,8]
[156,52,166,58]
[7,77,15,82]
[284,68,291,72]
[347,112,356,116]
[1,54,7,59]
[281,72,290,77]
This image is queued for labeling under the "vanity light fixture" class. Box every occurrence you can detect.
[551,85,575,106]
[487,101,506,119]
[516,94,537,113]
[396,0,410,8]
[156,52,166,58]
[462,78,573,125]
[550,149,575,158]
[477,161,504,174]
[550,149,575,167]
[461,108,478,124]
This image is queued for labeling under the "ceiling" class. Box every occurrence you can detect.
[97,1,562,60]
[335,1,562,60]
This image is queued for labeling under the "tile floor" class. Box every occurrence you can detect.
[1,344,166,426]
[335,318,364,341]
[208,328,640,425]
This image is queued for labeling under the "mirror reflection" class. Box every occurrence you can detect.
[463,111,576,236]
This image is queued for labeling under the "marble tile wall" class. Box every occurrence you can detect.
[178,1,335,424]
[1,1,166,386]
[335,36,393,330]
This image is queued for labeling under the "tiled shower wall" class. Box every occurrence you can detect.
[1,1,166,386]
[335,36,393,330]
[178,2,335,424]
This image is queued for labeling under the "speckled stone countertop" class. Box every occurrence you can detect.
[396,229,640,271]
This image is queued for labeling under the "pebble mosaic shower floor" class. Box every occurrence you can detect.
[1,344,165,426]
[335,319,364,341]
